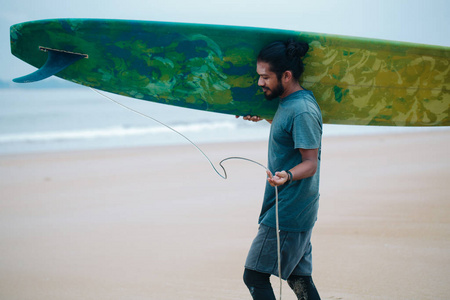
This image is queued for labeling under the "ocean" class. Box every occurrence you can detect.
[0,87,448,155]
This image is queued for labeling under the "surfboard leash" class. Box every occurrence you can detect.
[89,87,284,299]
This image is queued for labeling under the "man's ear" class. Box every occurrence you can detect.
[283,70,294,82]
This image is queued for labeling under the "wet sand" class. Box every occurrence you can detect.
[1,130,449,299]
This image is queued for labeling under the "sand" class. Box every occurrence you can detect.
[1,130,449,300]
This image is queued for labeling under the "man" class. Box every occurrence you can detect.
[238,39,322,300]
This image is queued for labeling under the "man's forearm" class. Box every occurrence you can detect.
[289,159,317,181]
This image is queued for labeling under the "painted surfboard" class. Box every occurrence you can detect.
[10,19,450,126]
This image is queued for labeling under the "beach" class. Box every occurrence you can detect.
[1,129,449,299]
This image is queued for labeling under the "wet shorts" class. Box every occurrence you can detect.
[245,224,313,280]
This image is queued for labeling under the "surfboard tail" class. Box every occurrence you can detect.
[13,47,88,83]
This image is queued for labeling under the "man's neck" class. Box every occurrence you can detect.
[280,83,303,99]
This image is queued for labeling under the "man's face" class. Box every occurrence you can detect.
[256,61,284,100]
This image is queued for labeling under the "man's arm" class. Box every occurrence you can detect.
[267,148,318,187]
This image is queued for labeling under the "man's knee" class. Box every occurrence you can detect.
[243,268,271,288]
[243,268,276,300]
[287,275,320,300]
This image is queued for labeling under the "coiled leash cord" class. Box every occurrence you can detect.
[90,88,284,299]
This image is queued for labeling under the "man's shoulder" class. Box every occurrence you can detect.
[288,90,320,115]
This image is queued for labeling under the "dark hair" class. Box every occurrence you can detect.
[257,39,309,80]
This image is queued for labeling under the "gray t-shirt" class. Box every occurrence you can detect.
[259,89,323,232]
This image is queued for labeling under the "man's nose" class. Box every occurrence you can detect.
[258,77,264,86]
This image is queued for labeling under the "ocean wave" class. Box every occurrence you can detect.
[0,121,237,144]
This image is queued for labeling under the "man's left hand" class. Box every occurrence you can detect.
[266,170,289,187]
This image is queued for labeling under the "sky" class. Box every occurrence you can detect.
[1,0,449,82]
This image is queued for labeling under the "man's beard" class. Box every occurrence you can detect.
[264,80,284,101]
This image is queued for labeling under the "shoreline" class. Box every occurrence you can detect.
[1,130,449,299]
[1,125,449,158]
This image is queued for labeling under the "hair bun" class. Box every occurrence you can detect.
[286,39,309,58]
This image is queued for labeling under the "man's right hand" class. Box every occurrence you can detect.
[236,115,272,123]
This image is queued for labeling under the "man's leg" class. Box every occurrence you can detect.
[287,275,320,300]
[243,268,276,300]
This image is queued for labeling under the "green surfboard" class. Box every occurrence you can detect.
[10,19,450,126]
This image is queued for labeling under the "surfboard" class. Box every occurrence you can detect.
[10,19,450,126]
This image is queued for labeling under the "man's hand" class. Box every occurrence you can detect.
[266,170,289,187]
[235,115,262,122]
[235,115,272,124]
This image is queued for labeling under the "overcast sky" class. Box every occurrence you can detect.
[1,0,449,82]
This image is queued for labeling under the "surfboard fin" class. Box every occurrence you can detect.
[13,47,88,83]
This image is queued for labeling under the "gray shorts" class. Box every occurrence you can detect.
[245,224,313,280]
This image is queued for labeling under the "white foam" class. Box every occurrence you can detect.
[0,121,237,144]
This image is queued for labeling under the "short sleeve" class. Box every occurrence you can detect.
[292,112,322,149]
